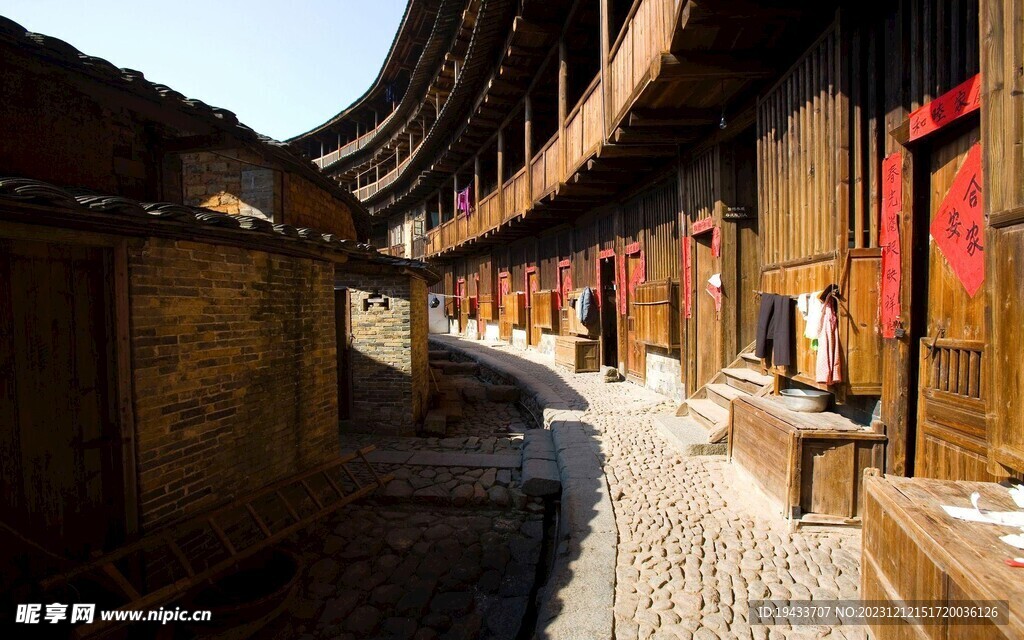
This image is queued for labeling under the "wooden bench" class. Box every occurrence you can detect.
[555,335,600,373]
[862,474,1023,639]
[728,395,885,526]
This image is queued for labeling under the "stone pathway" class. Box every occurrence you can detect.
[433,336,867,640]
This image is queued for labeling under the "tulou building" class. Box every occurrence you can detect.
[293,0,1024,632]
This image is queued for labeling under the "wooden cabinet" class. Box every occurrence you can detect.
[633,279,679,350]
[729,396,885,525]
[477,294,495,321]
[555,336,600,373]
[862,475,1023,639]
[561,289,593,337]
[502,291,526,326]
[531,290,559,330]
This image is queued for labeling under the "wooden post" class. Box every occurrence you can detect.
[599,0,610,134]
[558,40,569,179]
[524,93,534,203]
[474,154,481,219]
[497,127,506,219]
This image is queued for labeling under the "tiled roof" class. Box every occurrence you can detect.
[0,176,440,283]
[0,15,372,240]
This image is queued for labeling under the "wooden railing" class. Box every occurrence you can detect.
[477,189,502,233]
[313,110,397,169]
[354,151,413,201]
[530,133,561,201]
[607,0,676,127]
[502,166,529,222]
[564,76,604,174]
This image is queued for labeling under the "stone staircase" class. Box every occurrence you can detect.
[655,343,773,455]
[425,347,521,436]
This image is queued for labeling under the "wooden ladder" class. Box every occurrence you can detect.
[36,446,391,639]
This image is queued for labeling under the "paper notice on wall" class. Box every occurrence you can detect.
[711,226,722,258]
[909,74,981,142]
[706,273,723,315]
[880,152,903,338]
[929,143,985,297]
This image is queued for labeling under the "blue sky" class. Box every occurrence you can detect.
[3,0,407,141]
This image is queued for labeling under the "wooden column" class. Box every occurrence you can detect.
[474,155,481,219]
[497,127,506,219]
[599,0,611,133]
[558,40,568,179]
[524,94,534,203]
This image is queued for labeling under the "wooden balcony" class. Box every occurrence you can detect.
[313,110,398,169]
[563,75,604,175]
[530,133,560,201]
[606,0,677,129]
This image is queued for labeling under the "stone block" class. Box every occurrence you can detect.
[423,410,447,436]
[521,458,561,497]
[652,415,727,456]
[485,384,521,402]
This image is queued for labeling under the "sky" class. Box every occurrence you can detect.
[2,0,408,141]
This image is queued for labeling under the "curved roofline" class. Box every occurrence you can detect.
[287,0,425,143]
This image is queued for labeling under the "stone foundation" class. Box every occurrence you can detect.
[645,347,685,402]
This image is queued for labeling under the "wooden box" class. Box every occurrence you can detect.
[633,279,679,350]
[503,291,526,326]
[861,475,1023,639]
[531,290,559,329]
[555,335,600,373]
[728,396,885,525]
[477,294,495,321]
[561,289,592,336]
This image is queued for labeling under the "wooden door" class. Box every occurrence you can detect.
[693,232,721,387]
[0,239,124,558]
[913,126,1000,481]
[600,258,618,367]
[527,270,540,346]
[334,288,352,420]
[625,253,645,381]
[456,278,466,334]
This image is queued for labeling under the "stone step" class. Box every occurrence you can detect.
[423,409,447,436]
[722,367,773,394]
[429,361,480,376]
[687,398,729,431]
[485,384,520,403]
[428,349,451,361]
[441,399,463,422]
[706,383,745,409]
[653,414,727,456]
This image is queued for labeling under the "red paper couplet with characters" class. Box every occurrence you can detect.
[929,143,985,297]
[908,74,981,142]
[682,236,693,319]
[691,217,714,235]
[711,226,722,258]
[879,152,903,338]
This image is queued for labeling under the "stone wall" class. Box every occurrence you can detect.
[338,271,429,436]
[645,347,685,402]
[285,174,357,240]
[537,332,557,356]
[128,238,338,528]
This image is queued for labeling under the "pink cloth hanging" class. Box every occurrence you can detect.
[815,301,842,385]
[456,186,472,216]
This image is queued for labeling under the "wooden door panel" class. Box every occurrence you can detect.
[625,254,645,380]
[527,272,540,347]
[915,127,998,481]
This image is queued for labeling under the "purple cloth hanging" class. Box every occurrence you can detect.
[456,186,472,216]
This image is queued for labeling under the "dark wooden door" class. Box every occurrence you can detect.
[0,239,124,558]
[334,288,352,420]
[600,258,618,367]
[527,271,540,346]
[625,253,645,381]
[913,126,1000,481]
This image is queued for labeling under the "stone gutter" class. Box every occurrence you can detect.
[429,336,616,640]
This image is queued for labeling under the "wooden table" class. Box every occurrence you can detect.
[729,396,886,525]
[862,474,1024,639]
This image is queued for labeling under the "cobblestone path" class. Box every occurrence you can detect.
[442,340,867,640]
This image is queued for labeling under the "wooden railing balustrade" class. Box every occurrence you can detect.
[607,0,676,128]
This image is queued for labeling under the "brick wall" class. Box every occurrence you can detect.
[181,149,279,219]
[128,238,338,528]
[338,271,429,436]
[285,174,357,240]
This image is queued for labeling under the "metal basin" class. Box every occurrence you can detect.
[779,388,831,413]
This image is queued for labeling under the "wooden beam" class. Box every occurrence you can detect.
[680,0,805,29]
[628,108,720,128]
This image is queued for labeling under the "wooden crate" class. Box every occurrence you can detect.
[633,279,679,350]
[531,289,559,329]
[862,475,1023,639]
[729,396,885,525]
[555,335,600,373]
[503,291,526,326]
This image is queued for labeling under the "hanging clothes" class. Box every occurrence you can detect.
[815,299,842,385]
[575,287,595,324]
[456,186,472,215]
[796,291,825,350]
[754,293,793,367]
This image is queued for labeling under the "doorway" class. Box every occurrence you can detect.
[526,269,540,347]
[0,239,127,559]
[624,252,645,381]
[908,123,999,481]
[335,288,352,420]
[600,257,618,366]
